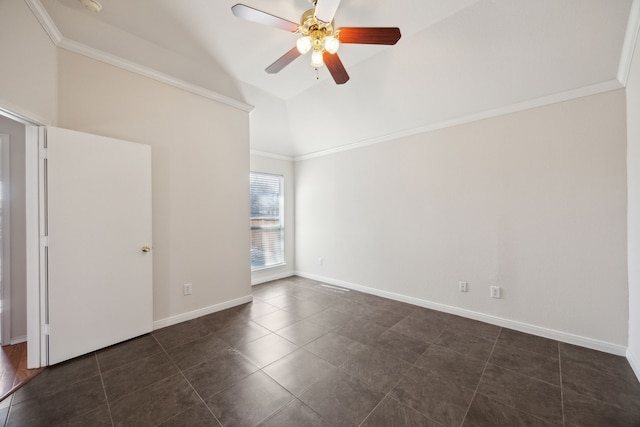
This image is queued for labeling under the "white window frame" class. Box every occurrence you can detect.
[250,172,285,271]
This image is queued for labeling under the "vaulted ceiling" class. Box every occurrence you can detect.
[37,0,635,157]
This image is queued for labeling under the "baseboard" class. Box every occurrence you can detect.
[152,295,253,330]
[627,348,640,382]
[9,335,27,345]
[251,270,295,286]
[295,271,627,356]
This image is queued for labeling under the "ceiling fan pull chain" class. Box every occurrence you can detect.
[315,67,319,80]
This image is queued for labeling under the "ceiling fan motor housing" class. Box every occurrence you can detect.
[299,8,334,36]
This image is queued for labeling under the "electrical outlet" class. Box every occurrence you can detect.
[318,257,323,265]
[183,283,192,296]
[459,281,468,292]
[490,286,501,298]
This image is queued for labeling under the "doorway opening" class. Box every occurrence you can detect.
[0,108,44,402]
[0,114,43,400]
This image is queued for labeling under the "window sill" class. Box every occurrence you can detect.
[251,263,287,273]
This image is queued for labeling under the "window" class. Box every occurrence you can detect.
[250,172,284,270]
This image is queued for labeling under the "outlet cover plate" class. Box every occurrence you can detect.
[184,283,192,296]
[490,286,501,298]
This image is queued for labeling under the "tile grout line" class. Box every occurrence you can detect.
[94,352,116,427]
[458,327,502,427]
[157,315,312,425]
[480,358,564,389]
[230,305,329,426]
[11,278,637,426]
[3,394,13,427]
[151,333,224,427]
[154,319,216,353]
[246,300,336,426]
[354,349,411,427]
[94,345,170,404]
[358,329,445,427]
[250,392,298,426]
[558,341,566,427]
[459,332,565,426]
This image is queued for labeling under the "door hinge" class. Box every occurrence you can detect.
[41,236,49,247]
[40,148,48,159]
[42,324,50,335]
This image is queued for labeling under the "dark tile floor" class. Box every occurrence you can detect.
[2,276,639,426]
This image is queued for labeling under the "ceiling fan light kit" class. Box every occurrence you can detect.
[231,0,401,85]
[296,36,312,54]
[294,7,339,68]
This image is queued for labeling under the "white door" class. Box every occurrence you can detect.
[46,126,152,365]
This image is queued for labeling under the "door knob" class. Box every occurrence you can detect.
[141,245,151,253]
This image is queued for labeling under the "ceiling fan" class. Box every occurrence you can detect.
[231,0,401,84]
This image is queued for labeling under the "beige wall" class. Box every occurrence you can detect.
[249,153,295,284]
[626,22,640,376]
[0,0,56,343]
[296,89,628,351]
[0,0,251,332]
[0,116,27,342]
[57,50,251,323]
[0,0,57,124]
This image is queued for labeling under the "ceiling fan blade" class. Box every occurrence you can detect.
[323,52,349,85]
[231,4,299,32]
[314,0,341,23]
[266,47,302,74]
[337,27,401,45]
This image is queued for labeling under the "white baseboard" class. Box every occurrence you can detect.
[152,295,253,330]
[295,271,628,356]
[9,335,27,345]
[251,270,295,286]
[627,348,640,382]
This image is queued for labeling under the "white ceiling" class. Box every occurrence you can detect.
[39,0,634,157]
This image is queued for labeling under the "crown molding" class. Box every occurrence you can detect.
[25,0,633,157]
[25,0,253,113]
[294,79,624,162]
[619,0,640,86]
[57,38,254,113]
[24,0,63,44]
[250,150,294,162]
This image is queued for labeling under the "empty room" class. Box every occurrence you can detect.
[0,0,639,425]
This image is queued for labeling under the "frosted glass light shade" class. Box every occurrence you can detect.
[296,36,312,54]
[324,36,340,54]
[311,49,324,67]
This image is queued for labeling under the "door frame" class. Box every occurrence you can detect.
[0,133,11,346]
[28,125,45,368]
[0,105,44,368]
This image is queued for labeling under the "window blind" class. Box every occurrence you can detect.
[250,172,284,270]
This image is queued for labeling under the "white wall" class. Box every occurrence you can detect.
[241,84,294,158]
[0,0,57,124]
[0,116,27,342]
[57,50,252,325]
[250,153,295,285]
[296,89,628,351]
[285,0,630,157]
[626,17,640,378]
